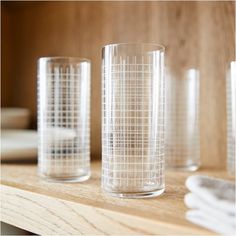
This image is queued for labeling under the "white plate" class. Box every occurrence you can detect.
[1,127,77,161]
[1,130,38,161]
[1,108,30,129]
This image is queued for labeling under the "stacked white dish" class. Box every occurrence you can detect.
[1,108,37,161]
[1,108,78,161]
[1,108,31,129]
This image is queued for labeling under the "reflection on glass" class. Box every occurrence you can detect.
[227,61,236,176]
[165,68,200,171]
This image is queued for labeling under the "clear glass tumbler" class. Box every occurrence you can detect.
[102,43,165,198]
[165,68,200,171]
[226,61,236,176]
[37,57,91,182]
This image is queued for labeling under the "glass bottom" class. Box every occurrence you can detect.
[103,187,165,199]
[166,164,200,171]
[227,167,235,176]
[39,172,90,183]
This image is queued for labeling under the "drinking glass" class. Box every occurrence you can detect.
[165,68,200,171]
[226,61,236,176]
[38,57,91,182]
[102,43,165,198]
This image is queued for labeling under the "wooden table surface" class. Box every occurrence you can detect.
[1,161,231,235]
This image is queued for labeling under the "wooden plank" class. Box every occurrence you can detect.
[0,185,211,235]
[1,161,232,235]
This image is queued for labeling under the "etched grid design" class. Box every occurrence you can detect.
[165,71,200,168]
[226,66,236,175]
[38,65,90,179]
[102,56,165,193]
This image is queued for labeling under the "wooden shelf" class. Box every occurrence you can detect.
[1,161,231,235]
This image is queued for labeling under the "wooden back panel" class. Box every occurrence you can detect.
[2,1,235,168]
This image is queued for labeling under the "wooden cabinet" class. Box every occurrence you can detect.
[1,2,235,234]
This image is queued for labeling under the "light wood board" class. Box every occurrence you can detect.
[1,161,233,235]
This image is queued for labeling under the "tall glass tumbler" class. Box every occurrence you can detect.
[102,43,165,198]
[38,57,91,182]
[165,69,200,171]
[226,61,236,176]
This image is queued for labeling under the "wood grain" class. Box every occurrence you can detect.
[1,161,233,235]
[1,1,235,167]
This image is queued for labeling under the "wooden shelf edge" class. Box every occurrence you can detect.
[1,184,215,235]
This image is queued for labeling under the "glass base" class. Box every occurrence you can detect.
[227,162,235,176]
[39,172,90,183]
[227,168,235,177]
[166,164,200,171]
[103,188,165,199]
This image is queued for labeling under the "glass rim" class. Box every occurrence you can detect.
[38,56,91,63]
[102,42,165,52]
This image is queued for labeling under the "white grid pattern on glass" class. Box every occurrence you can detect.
[102,56,165,193]
[38,62,90,180]
[165,69,200,169]
[227,61,236,176]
